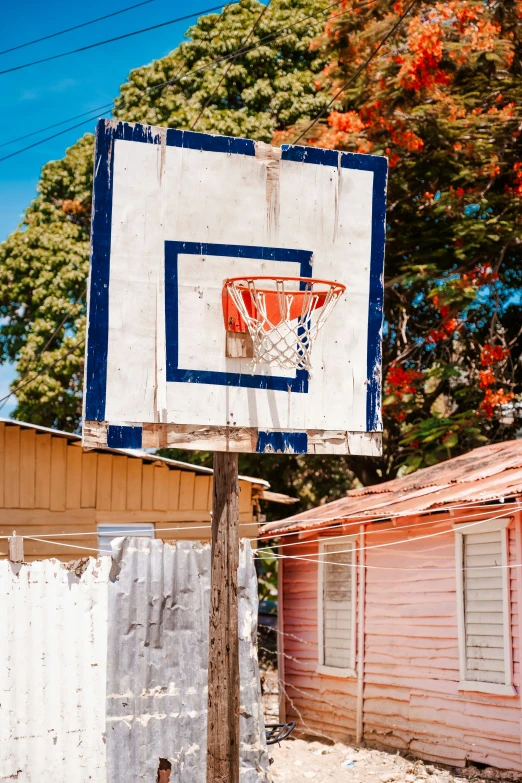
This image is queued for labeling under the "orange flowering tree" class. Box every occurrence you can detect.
[278,0,522,483]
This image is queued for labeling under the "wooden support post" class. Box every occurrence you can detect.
[8,530,24,563]
[207,452,240,783]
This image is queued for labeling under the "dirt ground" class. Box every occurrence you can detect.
[260,671,521,783]
[268,738,522,783]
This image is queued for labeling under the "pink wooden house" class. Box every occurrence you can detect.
[261,440,522,773]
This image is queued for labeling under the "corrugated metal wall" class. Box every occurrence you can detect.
[0,540,268,782]
[0,557,110,781]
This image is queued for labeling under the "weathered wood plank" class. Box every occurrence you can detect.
[5,425,20,508]
[126,458,142,510]
[84,419,382,456]
[153,466,169,511]
[194,475,210,511]
[65,445,82,509]
[80,452,97,508]
[19,428,36,509]
[111,456,127,511]
[179,471,195,511]
[168,470,180,510]
[141,464,154,510]
[49,437,67,512]
[96,454,113,511]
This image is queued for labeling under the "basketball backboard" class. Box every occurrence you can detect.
[83,120,387,455]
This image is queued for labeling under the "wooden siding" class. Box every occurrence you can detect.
[282,513,522,772]
[0,424,259,560]
[282,539,358,741]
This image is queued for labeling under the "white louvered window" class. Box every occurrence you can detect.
[454,518,514,696]
[317,537,356,677]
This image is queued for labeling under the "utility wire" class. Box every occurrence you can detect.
[190,0,272,130]
[0,290,87,411]
[6,506,519,566]
[0,338,85,408]
[0,0,367,157]
[0,3,234,76]
[0,0,157,57]
[0,105,113,149]
[255,504,518,554]
[292,0,420,144]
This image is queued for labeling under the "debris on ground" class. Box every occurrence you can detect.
[267,738,522,783]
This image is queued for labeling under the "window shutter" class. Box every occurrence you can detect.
[463,530,506,684]
[322,542,353,669]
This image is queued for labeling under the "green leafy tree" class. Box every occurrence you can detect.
[278,0,522,483]
[0,0,330,429]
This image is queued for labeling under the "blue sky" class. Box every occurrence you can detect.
[0,0,217,416]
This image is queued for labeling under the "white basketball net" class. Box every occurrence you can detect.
[225,278,344,373]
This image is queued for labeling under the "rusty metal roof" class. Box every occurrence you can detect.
[261,439,522,535]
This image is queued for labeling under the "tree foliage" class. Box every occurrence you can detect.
[279,0,522,483]
[2,0,521,506]
[0,0,330,429]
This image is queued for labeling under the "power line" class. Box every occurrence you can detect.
[292,0,420,144]
[0,290,87,411]
[263,507,519,560]
[8,506,520,571]
[0,3,234,76]
[255,504,518,554]
[0,0,364,157]
[0,105,114,149]
[190,0,272,130]
[0,338,85,409]
[0,0,157,57]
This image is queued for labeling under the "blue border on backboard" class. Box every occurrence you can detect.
[85,120,387,432]
[164,241,311,392]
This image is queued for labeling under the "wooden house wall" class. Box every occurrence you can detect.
[0,423,256,561]
[281,538,359,740]
[281,513,522,771]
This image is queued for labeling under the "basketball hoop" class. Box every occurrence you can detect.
[222,275,346,373]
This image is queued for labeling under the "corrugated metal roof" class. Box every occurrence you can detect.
[0,417,269,487]
[261,439,522,535]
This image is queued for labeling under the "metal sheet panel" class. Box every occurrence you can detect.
[106,537,269,783]
[263,439,522,533]
[0,557,110,782]
[1,541,268,782]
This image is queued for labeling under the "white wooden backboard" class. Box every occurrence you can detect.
[83,120,387,455]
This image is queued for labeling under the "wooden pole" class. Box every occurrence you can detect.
[8,530,24,563]
[207,452,240,783]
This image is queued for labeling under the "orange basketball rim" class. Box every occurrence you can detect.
[222,275,346,373]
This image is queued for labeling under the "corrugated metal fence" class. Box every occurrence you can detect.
[0,539,269,782]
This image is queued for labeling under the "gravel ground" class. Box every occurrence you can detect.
[260,667,521,783]
[267,739,522,783]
